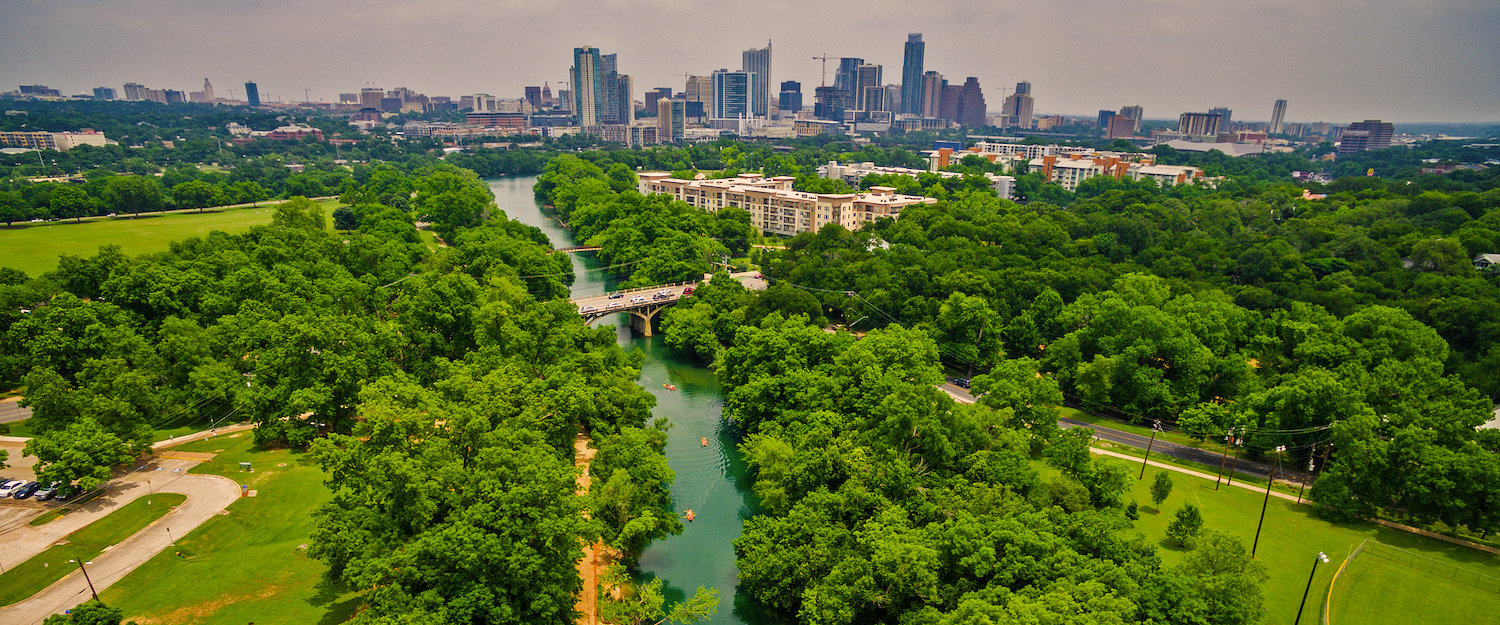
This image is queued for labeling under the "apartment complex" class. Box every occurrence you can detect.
[638,172,937,236]
[818,161,1015,200]
[0,130,109,151]
[926,142,1205,192]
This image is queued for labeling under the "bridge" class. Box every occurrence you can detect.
[570,271,766,336]
[555,245,602,253]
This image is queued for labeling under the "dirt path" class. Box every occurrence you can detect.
[574,433,602,625]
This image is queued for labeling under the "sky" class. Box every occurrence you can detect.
[2,0,1497,124]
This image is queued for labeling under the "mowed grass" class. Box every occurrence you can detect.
[1102,459,1500,625]
[0,198,342,278]
[0,493,186,606]
[101,431,361,625]
[1328,546,1500,625]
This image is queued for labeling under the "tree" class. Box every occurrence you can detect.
[0,190,31,225]
[41,600,135,625]
[170,180,221,212]
[102,175,163,217]
[49,184,97,221]
[600,564,720,625]
[332,205,358,231]
[24,418,134,491]
[1150,471,1174,508]
[1166,502,1203,546]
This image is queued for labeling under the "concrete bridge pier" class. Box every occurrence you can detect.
[628,305,665,337]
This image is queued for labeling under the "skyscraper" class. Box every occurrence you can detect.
[644,87,672,117]
[920,72,944,118]
[571,46,604,126]
[360,88,384,110]
[778,81,802,113]
[1178,112,1222,136]
[244,81,260,107]
[657,98,685,142]
[1269,99,1288,134]
[1209,107,1233,130]
[711,70,751,120]
[614,74,634,124]
[814,86,850,121]
[835,58,864,94]
[525,86,543,109]
[1336,119,1394,155]
[854,64,882,111]
[122,82,146,101]
[957,77,987,128]
[1119,105,1144,132]
[1001,81,1033,128]
[900,33,925,116]
[742,41,772,118]
[600,53,626,124]
[685,75,712,120]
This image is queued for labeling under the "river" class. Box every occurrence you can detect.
[488,175,769,625]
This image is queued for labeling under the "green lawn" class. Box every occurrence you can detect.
[101,431,361,625]
[1327,543,1500,625]
[0,493,186,606]
[0,199,342,277]
[1101,458,1500,625]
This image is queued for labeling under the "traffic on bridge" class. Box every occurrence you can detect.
[570,271,766,335]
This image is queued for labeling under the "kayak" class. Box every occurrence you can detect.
[685,509,695,521]
[664,383,677,391]
[701,437,708,447]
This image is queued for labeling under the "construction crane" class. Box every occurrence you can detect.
[812,54,834,87]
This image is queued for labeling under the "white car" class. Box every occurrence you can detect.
[631,296,647,303]
[580,305,597,313]
[0,479,24,497]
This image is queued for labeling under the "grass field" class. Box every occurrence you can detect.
[0,493,186,606]
[0,198,342,278]
[100,431,361,625]
[1327,542,1500,625]
[1099,458,1500,625]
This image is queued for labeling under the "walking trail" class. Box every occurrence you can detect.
[574,432,604,625]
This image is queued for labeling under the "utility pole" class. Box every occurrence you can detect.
[70,559,99,601]
[1139,419,1162,479]
[1252,445,1286,558]
[1215,427,1234,490]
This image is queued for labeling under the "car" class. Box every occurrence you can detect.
[653,292,670,300]
[951,377,971,389]
[0,479,23,497]
[683,287,695,296]
[631,296,646,303]
[608,292,624,299]
[657,289,672,296]
[33,483,57,501]
[580,305,597,313]
[606,302,622,310]
[53,484,80,502]
[11,481,41,499]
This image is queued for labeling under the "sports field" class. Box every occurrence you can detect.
[1326,541,1500,625]
[0,199,341,278]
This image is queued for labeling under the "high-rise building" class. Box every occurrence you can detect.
[1098,110,1116,128]
[958,77,987,128]
[939,84,963,122]
[854,63,882,111]
[244,81,260,107]
[19,85,60,96]
[1209,106,1233,130]
[711,69,751,119]
[122,83,146,101]
[1337,119,1394,155]
[614,74,634,123]
[920,72,944,118]
[525,86,543,109]
[1119,105,1143,132]
[599,53,624,124]
[191,78,216,104]
[1001,81,1033,128]
[657,98,686,142]
[644,87,673,117]
[571,46,604,126]
[92,87,116,100]
[742,41,772,118]
[1269,99,1288,134]
[814,86,850,121]
[900,33,925,116]
[1106,115,1137,140]
[685,75,712,120]
[1178,112,1222,136]
[835,58,864,94]
[778,81,802,113]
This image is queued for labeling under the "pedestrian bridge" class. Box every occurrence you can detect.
[555,245,602,253]
[570,271,766,336]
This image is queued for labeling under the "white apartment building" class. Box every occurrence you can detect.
[818,161,1015,201]
[638,172,936,236]
[1027,154,1205,192]
[0,130,109,151]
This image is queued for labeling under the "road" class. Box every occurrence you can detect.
[3,196,338,228]
[1,397,30,424]
[571,271,768,316]
[937,383,1287,483]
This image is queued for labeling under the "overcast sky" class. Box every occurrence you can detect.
[2,0,1497,123]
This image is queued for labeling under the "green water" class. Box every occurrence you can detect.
[489,176,768,625]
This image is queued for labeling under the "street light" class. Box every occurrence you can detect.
[1138,419,1162,479]
[1252,445,1286,558]
[1294,552,1331,625]
[68,559,99,601]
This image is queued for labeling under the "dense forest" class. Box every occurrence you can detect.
[0,163,689,623]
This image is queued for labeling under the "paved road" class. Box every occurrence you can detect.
[0,458,242,624]
[2,196,338,228]
[938,382,1289,483]
[1,397,31,424]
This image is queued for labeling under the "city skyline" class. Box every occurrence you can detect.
[1,0,1497,123]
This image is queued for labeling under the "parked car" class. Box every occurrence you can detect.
[11,481,41,499]
[0,479,23,497]
[33,483,58,501]
[53,484,80,502]
[608,292,624,299]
